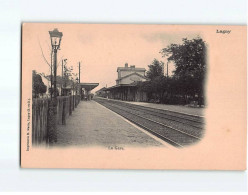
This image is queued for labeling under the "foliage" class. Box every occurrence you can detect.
[41,61,79,96]
[141,59,166,103]
[32,70,47,98]
[161,37,206,79]
[48,87,59,97]
[137,37,207,106]
[160,37,207,106]
[63,64,74,87]
[146,59,164,80]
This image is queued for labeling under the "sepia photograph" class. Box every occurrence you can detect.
[30,24,206,149]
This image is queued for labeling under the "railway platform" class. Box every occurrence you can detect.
[129,102,204,117]
[56,100,162,147]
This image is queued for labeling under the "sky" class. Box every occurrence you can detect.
[24,23,200,92]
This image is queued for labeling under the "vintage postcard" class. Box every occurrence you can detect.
[21,23,247,170]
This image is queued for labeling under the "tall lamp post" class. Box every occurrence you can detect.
[49,28,63,98]
[48,28,63,144]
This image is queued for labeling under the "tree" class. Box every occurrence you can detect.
[146,59,164,80]
[63,64,74,88]
[137,59,167,103]
[32,71,47,98]
[160,37,207,106]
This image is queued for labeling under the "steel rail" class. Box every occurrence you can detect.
[105,101,201,140]
[110,100,204,125]
[109,101,204,129]
[96,100,200,147]
[102,103,184,147]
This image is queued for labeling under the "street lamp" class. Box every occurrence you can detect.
[48,28,63,144]
[49,28,63,98]
[49,28,63,50]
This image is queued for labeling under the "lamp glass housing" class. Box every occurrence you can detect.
[49,28,63,49]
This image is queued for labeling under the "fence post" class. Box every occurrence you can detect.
[72,95,75,111]
[47,99,57,144]
[32,99,37,145]
[62,97,66,125]
[69,96,72,115]
[75,95,77,108]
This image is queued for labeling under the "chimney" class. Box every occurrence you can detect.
[125,63,128,68]
[130,65,135,68]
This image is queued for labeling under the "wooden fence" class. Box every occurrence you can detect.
[32,98,49,145]
[32,95,81,145]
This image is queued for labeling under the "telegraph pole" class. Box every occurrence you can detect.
[79,61,81,83]
[78,61,81,100]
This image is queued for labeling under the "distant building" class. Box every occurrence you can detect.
[106,63,149,102]
[95,87,108,98]
[116,63,147,85]
[78,83,99,100]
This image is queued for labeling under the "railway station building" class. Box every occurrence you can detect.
[104,63,149,102]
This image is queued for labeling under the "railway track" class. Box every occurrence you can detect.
[94,98,205,147]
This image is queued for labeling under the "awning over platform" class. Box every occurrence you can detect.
[103,82,147,102]
[104,83,137,91]
[79,83,99,91]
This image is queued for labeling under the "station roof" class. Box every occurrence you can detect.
[95,87,107,93]
[79,83,99,91]
[104,83,137,91]
[116,72,148,81]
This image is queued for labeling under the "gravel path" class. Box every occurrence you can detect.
[56,101,162,148]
